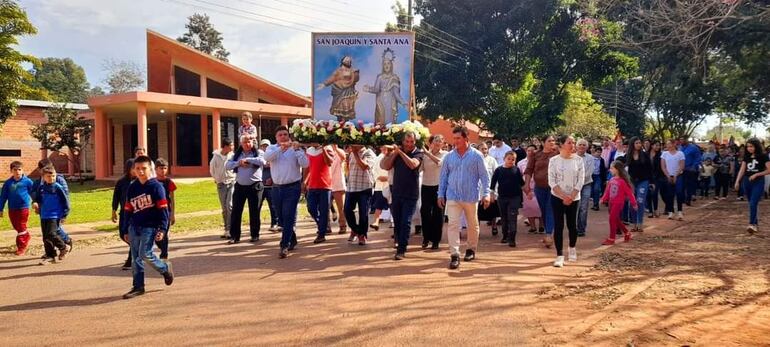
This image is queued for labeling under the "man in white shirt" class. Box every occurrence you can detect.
[489,135,512,166]
[209,137,236,239]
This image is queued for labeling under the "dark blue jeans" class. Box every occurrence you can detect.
[662,176,685,213]
[591,174,603,209]
[533,186,554,235]
[647,178,664,214]
[391,196,418,253]
[683,169,699,203]
[744,177,765,225]
[306,189,331,236]
[263,188,279,227]
[274,182,301,248]
[57,222,70,243]
[633,180,649,225]
[130,226,169,289]
[345,189,372,237]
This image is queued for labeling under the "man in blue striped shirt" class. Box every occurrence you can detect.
[438,126,491,270]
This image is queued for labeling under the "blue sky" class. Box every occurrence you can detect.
[17,0,397,96]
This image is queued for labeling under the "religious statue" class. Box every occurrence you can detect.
[317,56,360,121]
[363,48,406,125]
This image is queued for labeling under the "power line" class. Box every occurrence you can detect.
[191,0,334,31]
[414,49,461,68]
[415,40,467,61]
[235,0,359,31]
[287,0,388,28]
[419,21,473,47]
[161,0,315,33]
[411,25,474,56]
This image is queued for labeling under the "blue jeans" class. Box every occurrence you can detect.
[130,226,169,289]
[634,180,649,225]
[263,188,279,227]
[344,189,372,237]
[684,169,699,203]
[577,184,592,234]
[534,186,554,235]
[744,177,765,225]
[391,196,418,253]
[57,223,70,243]
[274,182,301,248]
[591,174,603,208]
[306,189,330,236]
[662,176,685,213]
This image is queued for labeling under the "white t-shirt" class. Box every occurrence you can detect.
[548,154,586,201]
[661,150,685,177]
[421,150,447,186]
[372,153,389,192]
[489,143,512,166]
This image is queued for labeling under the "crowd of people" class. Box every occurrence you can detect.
[2,110,770,298]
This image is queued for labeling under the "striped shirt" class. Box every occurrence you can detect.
[438,147,490,203]
[347,148,375,192]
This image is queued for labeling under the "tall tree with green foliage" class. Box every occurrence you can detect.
[557,82,617,140]
[177,13,230,62]
[412,0,636,138]
[26,57,90,103]
[0,0,39,125]
[385,1,409,32]
[30,104,93,182]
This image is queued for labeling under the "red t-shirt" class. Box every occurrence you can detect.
[306,149,332,190]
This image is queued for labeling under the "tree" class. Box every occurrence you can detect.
[30,105,93,182]
[557,82,617,140]
[412,0,636,137]
[0,0,39,125]
[177,13,230,62]
[26,57,90,103]
[704,124,752,144]
[385,1,409,32]
[102,59,145,94]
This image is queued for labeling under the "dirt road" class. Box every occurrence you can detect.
[1,199,768,346]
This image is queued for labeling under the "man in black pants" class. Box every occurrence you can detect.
[225,136,266,244]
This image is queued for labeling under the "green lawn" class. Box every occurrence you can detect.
[1,180,308,231]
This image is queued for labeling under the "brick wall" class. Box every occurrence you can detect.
[112,122,125,175]
[0,106,47,177]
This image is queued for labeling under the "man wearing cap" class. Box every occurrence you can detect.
[260,139,280,231]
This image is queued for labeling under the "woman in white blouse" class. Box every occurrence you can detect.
[548,135,585,268]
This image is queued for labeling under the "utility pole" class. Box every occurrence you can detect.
[613,80,618,119]
[408,0,413,30]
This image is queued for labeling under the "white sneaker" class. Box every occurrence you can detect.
[677,212,684,221]
[568,247,577,262]
[747,225,758,234]
[668,212,674,220]
[553,256,565,268]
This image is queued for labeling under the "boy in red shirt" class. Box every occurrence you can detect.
[305,144,334,244]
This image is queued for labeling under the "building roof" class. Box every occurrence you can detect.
[146,30,311,106]
[16,99,90,110]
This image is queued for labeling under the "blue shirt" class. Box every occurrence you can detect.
[35,182,69,220]
[681,143,702,171]
[0,175,34,210]
[32,174,69,199]
[125,178,169,231]
[592,156,601,175]
[226,148,266,186]
[438,147,490,202]
[264,144,309,185]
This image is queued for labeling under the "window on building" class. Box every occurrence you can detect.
[0,149,21,157]
[176,114,201,166]
[207,78,238,100]
[174,66,201,97]
[260,118,282,143]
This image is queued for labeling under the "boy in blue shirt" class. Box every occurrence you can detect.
[0,161,35,255]
[122,156,174,299]
[33,165,70,265]
[33,159,73,254]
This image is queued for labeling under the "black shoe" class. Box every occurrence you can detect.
[121,258,132,271]
[288,240,297,251]
[449,255,460,269]
[162,262,174,286]
[500,236,508,244]
[577,232,586,237]
[227,239,239,244]
[220,234,230,239]
[369,224,380,231]
[491,227,498,236]
[616,229,623,236]
[249,237,259,243]
[414,226,422,235]
[65,238,73,253]
[528,228,537,234]
[591,206,600,211]
[538,227,545,234]
[279,248,288,258]
[313,235,326,244]
[325,228,332,235]
[464,249,475,262]
[122,287,145,299]
[421,241,429,249]
[508,239,516,248]
[431,243,439,250]
[394,252,405,260]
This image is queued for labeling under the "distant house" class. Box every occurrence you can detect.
[426,117,493,144]
[0,100,91,178]
[88,30,311,178]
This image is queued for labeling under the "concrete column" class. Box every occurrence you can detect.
[281,116,288,126]
[200,75,207,98]
[137,102,148,150]
[200,112,208,167]
[212,108,221,150]
[93,108,108,179]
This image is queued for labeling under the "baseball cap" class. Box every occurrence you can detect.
[260,139,271,146]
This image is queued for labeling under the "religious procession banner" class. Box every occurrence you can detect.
[312,32,415,125]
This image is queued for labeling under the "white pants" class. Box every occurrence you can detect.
[446,200,479,256]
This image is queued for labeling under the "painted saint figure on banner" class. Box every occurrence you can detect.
[363,48,406,125]
[316,56,360,121]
